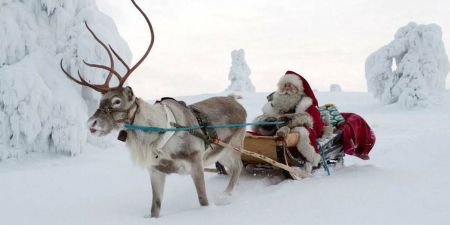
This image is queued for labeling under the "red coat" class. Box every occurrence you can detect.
[306,105,323,153]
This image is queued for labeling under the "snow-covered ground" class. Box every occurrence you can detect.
[1,91,450,225]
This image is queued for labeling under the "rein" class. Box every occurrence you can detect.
[123,121,287,133]
[123,121,287,147]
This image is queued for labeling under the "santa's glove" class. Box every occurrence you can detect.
[276,126,291,138]
[251,114,279,136]
[287,112,313,129]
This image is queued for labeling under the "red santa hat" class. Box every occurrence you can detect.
[277,70,319,106]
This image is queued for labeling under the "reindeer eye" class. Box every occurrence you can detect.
[111,97,122,108]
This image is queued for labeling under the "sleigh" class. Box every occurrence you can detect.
[214,129,345,179]
[210,108,377,179]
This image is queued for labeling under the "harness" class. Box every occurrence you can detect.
[96,97,140,124]
[158,98,218,146]
[118,97,217,147]
[154,102,177,150]
[187,105,218,145]
[107,98,138,142]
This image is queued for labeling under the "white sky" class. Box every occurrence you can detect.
[96,0,450,99]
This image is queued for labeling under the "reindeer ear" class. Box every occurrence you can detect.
[124,86,134,101]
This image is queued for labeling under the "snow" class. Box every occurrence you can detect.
[329,84,342,92]
[0,0,131,160]
[225,49,256,93]
[365,22,449,108]
[1,91,450,225]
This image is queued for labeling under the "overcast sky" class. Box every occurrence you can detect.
[96,0,450,99]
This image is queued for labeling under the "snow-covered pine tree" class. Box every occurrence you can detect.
[225,49,255,92]
[365,22,449,108]
[0,0,131,160]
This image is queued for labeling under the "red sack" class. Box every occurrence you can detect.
[338,113,376,160]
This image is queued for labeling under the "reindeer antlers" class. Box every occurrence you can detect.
[60,0,154,93]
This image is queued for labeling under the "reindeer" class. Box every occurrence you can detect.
[60,0,246,218]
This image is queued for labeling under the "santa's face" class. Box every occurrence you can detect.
[272,85,303,114]
[280,83,298,95]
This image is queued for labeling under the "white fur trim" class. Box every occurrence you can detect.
[289,112,313,129]
[295,96,313,113]
[278,74,304,93]
[292,127,321,169]
[262,102,278,115]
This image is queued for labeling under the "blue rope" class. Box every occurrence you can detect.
[124,121,286,133]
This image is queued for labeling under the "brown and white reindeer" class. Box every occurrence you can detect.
[60,0,246,218]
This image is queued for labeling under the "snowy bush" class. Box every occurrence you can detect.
[330,84,342,92]
[225,49,255,92]
[0,0,131,160]
[365,22,449,108]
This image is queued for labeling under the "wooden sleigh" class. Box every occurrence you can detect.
[213,129,345,179]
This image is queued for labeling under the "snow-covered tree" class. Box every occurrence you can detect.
[365,22,449,108]
[225,49,255,92]
[330,84,342,92]
[0,0,131,160]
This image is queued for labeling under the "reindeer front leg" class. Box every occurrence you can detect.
[149,169,166,218]
[190,159,209,206]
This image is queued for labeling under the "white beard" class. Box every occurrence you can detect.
[271,91,303,114]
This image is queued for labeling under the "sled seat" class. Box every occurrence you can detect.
[242,131,344,166]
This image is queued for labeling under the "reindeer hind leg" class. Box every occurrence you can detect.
[220,128,245,194]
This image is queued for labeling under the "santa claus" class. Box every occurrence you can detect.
[253,70,324,172]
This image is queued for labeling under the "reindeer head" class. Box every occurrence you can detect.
[60,0,154,136]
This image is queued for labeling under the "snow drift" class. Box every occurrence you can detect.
[0,0,131,160]
[2,91,450,225]
[225,49,255,92]
[365,22,449,108]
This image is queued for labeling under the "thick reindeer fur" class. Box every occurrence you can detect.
[125,96,246,217]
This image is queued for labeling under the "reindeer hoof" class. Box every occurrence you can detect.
[199,196,209,206]
[149,207,161,218]
[145,213,159,218]
[214,193,232,206]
